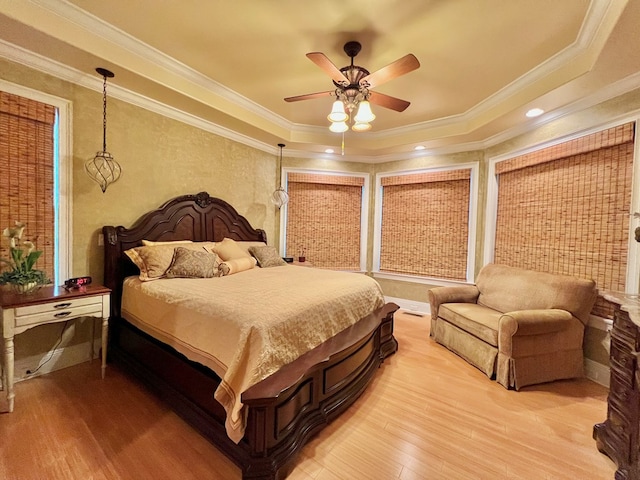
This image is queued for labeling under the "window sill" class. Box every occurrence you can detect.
[372,271,472,287]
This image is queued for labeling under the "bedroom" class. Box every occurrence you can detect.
[1,1,639,479]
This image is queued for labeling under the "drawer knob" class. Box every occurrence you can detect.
[54,303,72,309]
[54,311,71,318]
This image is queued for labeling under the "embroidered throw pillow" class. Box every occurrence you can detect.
[249,245,287,268]
[165,247,222,278]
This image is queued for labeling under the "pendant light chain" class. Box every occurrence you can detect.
[101,74,108,152]
[85,67,122,193]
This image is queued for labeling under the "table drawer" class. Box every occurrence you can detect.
[14,296,104,327]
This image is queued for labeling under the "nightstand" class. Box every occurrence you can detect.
[0,284,110,412]
[292,261,313,267]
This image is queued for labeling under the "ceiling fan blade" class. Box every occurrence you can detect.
[284,91,333,102]
[368,91,411,112]
[360,54,420,88]
[306,52,348,85]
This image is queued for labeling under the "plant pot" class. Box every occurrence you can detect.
[12,282,40,295]
[298,256,306,263]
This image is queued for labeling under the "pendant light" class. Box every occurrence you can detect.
[85,67,122,193]
[271,143,289,209]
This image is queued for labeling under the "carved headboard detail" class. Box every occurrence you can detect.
[103,192,267,315]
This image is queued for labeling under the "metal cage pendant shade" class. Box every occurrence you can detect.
[271,143,289,209]
[85,67,122,193]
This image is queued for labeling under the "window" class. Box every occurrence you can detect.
[283,171,368,270]
[488,122,636,317]
[0,82,71,284]
[374,165,478,282]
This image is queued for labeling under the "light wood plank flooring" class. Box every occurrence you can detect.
[0,311,616,479]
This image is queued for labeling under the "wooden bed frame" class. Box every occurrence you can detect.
[102,192,398,480]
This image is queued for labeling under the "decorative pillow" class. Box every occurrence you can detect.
[125,242,217,281]
[142,239,193,246]
[249,245,287,268]
[165,247,222,278]
[219,256,256,276]
[209,238,251,261]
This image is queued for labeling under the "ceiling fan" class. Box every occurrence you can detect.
[285,41,420,131]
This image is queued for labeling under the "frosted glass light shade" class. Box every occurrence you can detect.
[351,121,372,132]
[354,100,375,123]
[327,100,348,122]
[329,121,349,133]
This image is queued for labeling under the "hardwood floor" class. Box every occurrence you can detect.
[0,311,616,479]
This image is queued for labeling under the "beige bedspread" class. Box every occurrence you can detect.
[121,264,385,443]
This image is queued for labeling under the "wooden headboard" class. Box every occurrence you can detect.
[102,191,267,315]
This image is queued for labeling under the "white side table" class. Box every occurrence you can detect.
[0,284,111,412]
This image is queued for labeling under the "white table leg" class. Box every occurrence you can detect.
[4,336,14,412]
[101,316,108,379]
[90,317,96,362]
[0,338,4,392]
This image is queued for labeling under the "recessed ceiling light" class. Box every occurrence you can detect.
[325,148,334,154]
[526,108,544,118]
[414,145,426,150]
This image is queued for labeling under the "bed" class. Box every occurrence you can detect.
[102,191,398,480]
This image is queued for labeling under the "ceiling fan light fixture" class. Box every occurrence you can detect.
[327,100,348,123]
[354,100,375,123]
[351,121,372,132]
[329,121,349,133]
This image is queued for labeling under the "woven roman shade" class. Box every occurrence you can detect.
[494,122,635,317]
[380,169,472,280]
[0,91,56,279]
[286,173,364,270]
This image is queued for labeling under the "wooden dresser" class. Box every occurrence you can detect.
[593,292,640,480]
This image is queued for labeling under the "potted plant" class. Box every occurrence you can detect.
[0,221,49,294]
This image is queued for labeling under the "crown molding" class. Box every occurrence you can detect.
[0,39,275,155]
[19,0,627,148]
[2,0,638,166]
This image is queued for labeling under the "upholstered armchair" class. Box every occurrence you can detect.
[428,264,598,390]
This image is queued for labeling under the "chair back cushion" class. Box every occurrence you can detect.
[476,264,597,325]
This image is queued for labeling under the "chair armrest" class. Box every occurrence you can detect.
[428,285,480,320]
[499,309,573,337]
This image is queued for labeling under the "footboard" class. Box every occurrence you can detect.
[110,302,398,480]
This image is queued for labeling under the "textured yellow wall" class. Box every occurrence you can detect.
[1,58,276,283]
[2,58,276,377]
[4,57,639,378]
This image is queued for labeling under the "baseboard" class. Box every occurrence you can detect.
[13,338,100,383]
[385,296,430,316]
[585,358,610,388]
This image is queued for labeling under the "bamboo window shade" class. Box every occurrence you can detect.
[0,91,56,280]
[380,169,472,281]
[286,173,364,270]
[494,122,635,318]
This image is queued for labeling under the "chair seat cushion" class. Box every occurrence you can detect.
[439,303,502,346]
